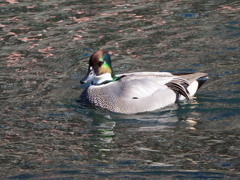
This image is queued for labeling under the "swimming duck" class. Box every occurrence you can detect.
[79,50,208,114]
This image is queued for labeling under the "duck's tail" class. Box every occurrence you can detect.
[196,74,209,90]
[175,72,208,96]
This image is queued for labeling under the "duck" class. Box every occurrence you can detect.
[79,50,208,114]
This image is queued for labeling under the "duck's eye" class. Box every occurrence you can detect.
[98,61,104,66]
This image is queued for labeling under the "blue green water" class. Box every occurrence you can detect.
[0,0,240,179]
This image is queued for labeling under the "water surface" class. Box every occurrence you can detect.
[0,0,240,179]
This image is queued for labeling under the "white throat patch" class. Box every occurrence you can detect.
[92,73,113,85]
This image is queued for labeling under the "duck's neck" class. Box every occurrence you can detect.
[92,73,116,85]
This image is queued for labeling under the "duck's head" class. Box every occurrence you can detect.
[80,51,116,85]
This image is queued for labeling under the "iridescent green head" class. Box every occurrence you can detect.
[80,51,116,85]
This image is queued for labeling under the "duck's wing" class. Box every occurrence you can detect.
[116,72,208,100]
[115,73,191,100]
[105,74,192,113]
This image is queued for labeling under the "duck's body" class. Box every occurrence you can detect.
[79,51,208,114]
